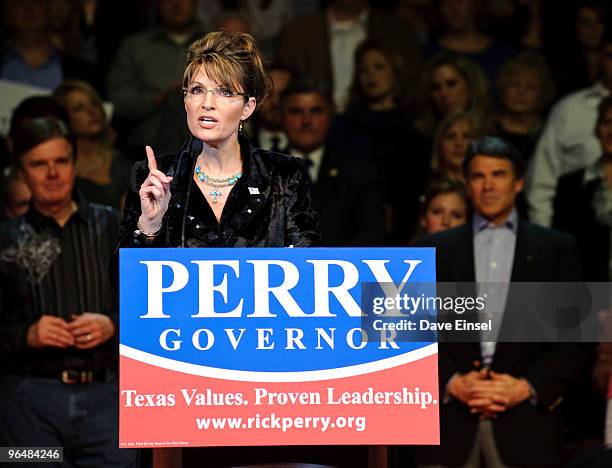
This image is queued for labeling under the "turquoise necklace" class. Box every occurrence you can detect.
[195,166,242,203]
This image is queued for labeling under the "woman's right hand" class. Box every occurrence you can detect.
[138,146,173,233]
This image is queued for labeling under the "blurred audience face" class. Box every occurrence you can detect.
[357,49,397,105]
[184,67,255,147]
[420,191,468,234]
[438,0,476,33]
[4,176,31,219]
[282,92,333,154]
[5,0,47,37]
[431,64,470,115]
[47,0,73,30]
[63,89,105,138]
[501,69,540,115]
[466,155,524,224]
[576,6,605,50]
[159,0,197,32]
[441,117,473,173]
[19,137,75,211]
[258,69,292,131]
[596,107,612,155]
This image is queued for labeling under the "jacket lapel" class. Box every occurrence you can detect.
[312,147,342,208]
[444,224,480,353]
[495,219,540,359]
[510,219,538,282]
[447,223,476,283]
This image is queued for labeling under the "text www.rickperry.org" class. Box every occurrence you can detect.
[196,414,366,432]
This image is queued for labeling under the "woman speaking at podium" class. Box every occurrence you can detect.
[117,31,327,468]
[118,30,319,250]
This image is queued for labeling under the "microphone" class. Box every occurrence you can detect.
[167,138,203,178]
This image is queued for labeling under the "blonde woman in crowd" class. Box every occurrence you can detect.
[430,110,488,182]
[495,50,556,163]
[416,52,490,139]
[53,79,132,208]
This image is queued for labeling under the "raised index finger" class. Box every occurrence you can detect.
[146,145,157,171]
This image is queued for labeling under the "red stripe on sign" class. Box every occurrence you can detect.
[119,354,439,447]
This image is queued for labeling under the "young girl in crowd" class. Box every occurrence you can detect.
[412,176,470,241]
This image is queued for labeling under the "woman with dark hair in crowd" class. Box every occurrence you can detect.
[430,109,488,182]
[53,79,131,208]
[495,50,555,162]
[416,52,491,139]
[348,40,411,111]
[414,176,470,239]
[340,40,416,150]
[332,40,430,242]
[427,0,514,81]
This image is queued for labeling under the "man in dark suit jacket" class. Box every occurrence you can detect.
[277,0,422,110]
[414,137,587,467]
[280,76,385,246]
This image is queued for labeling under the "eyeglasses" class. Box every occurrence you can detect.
[183,84,249,100]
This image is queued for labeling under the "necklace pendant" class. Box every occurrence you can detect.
[210,190,222,203]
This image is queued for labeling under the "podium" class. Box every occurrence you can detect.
[119,248,439,466]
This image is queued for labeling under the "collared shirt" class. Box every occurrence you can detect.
[287,145,325,183]
[328,8,368,111]
[0,48,62,90]
[473,209,518,365]
[0,196,121,375]
[526,81,610,226]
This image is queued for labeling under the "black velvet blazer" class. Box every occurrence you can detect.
[118,135,320,248]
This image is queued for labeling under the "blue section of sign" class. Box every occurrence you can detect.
[120,248,436,372]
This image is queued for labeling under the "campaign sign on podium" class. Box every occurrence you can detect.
[119,247,439,448]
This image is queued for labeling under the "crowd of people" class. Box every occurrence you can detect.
[2,0,612,467]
